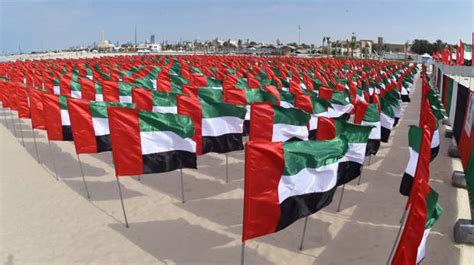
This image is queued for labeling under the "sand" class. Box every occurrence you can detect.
[1,73,473,265]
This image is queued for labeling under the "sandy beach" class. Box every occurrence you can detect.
[1,73,473,264]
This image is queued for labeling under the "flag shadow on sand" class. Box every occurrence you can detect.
[109,218,272,265]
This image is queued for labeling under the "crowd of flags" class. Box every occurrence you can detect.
[0,54,447,264]
[432,40,472,66]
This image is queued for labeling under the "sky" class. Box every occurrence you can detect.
[0,0,473,54]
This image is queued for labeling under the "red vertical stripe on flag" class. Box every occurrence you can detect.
[42,93,63,140]
[108,106,143,176]
[103,81,120,102]
[242,141,284,241]
[80,77,96,101]
[68,98,97,154]
[28,89,46,130]
[132,88,153,111]
[16,86,30,118]
[177,95,203,155]
[316,117,336,140]
[354,100,369,124]
[249,103,274,142]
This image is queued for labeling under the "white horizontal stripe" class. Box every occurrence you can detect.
[431,129,440,148]
[202,116,244,137]
[309,115,318,130]
[92,117,110,136]
[151,80,157,90]
[392,106,402,118]
[362,121,381,139]
[152,106,177,114]
[95,94,104,102]
[119,96,132,103]
[53,86,60,95]
[280,101,294,109]
[327,104,353,118]
[381,113,394,130]
[278,162,338,203]
[417,229,431,264]
[140,131,196,155]
[71,90,82,99]
[60,109,71,126]
[339,143,367,165]
[272,123,308,142]
[245,105,251,120]
[405,147,419,177]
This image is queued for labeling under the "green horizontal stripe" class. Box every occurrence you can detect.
[283,138,348,176]
[138,111,194,138]
[200,100,247,119]
[91,101,134,118]
[408,125,422,153]
[272,105,310,126]
[335,120,373,143]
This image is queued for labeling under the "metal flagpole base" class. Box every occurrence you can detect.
[48,140,59,181]
[77,154,91,199]
[180,168,185,203]
[299,217,309,250]
[32,128,41,163]
[336,185,346,212]
[225,153,229,183]
[240,241,246,265]
[116,177,129,228]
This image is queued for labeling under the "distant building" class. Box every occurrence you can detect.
[98,31,115,51]
[150,34,155,44]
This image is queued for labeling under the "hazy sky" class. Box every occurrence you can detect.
[1,0,473,54]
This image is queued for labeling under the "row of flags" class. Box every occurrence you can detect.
[390,65,445,264]
[0,54,429,262]
[432,40,472,66]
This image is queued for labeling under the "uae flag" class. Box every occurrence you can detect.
[132,88,177,113]
[250,103,310,142]
[177,96,247,155]
[335,121,373,186]
[68,98,134,154]
[415,189,443,264]
[42,93,73,141]
[380,101,395,143]
[108,107,197,176]
[399,126,440,196]
[354,101,381,156]
[102,81,135,103]
[242,138,347,241]
[319,88,353,118]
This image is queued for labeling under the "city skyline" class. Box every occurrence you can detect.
[1,0,473,54]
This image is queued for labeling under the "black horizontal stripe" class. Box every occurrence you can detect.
[62,126,73,141]
[337,161,363,186]
[365,139,380,156]
[202,133,243,154]
[276,188,337,231]
[401,95,411,102]
[399,172,413,196]
[243,120,250,136]
[393,117,400,127]
[430,145,440,162]
[96,134,112,153]
[381,126,391,143]
[142,150,197,174]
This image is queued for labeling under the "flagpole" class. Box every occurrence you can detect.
[225,152,229,183]
[299,217,309,250]
[115,176,129,228]
[336,184,346,212]
[48,140,59,181]
[240,241,246,265]
[179,168,185,203]
[32,127,40,163]
[386,206,409,265]
[76,154,91,199]
[137,175,141,181]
